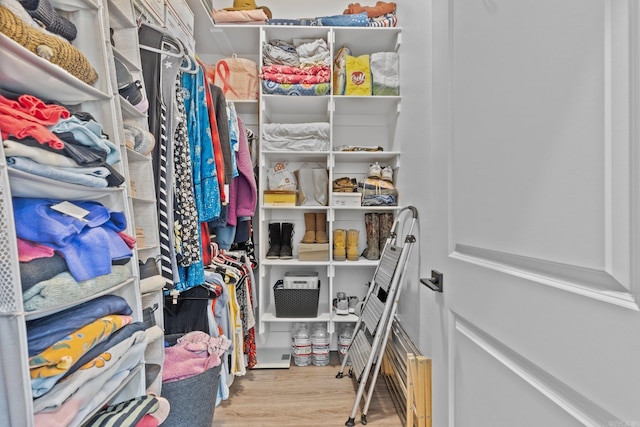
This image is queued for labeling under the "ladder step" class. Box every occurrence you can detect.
[340,207,420,423]
[373,245,402,293]
[350,330,372,381]
[362,296,385,334]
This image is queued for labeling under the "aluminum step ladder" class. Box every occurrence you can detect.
[336,206,419,426]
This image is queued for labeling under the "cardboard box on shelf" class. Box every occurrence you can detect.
[264,190,297,206]
[332,192,362,207]
[298,243,330,261]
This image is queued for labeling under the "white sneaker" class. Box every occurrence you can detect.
[381,166,393,182]
[348,296,359,314]
[335,292,349,315]
[368,162,382,179]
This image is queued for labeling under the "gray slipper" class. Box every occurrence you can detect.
[19,0,77,41]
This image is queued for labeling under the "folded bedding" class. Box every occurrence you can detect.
[260,65,331,84]
[261,80,330,96]
[262,122,330,151]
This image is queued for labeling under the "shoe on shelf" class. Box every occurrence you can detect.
[139,257,159,280]
[381,166,393,182]
[333,177,358,193]
[19,0,78,41]
[119,80,146,110]
[335,292,349,315]
[279,222,294,260]
[266,223,281,259]
[333,229,347,261]
[315,212,329,243]
[348,296,359,314]
[367,162,382,179]
[301,212,316,243]
[346,229,359,261]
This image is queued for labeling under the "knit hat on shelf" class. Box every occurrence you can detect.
[0,6,98,85]
[18,0,77,41]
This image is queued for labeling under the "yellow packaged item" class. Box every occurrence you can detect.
[345,54,372,96]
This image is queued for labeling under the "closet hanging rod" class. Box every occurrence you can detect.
[139,43,183,58]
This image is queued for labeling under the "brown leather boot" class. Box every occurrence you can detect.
[315,212,329,243]
[301,212,316,243]
[361,213,380,260]
[378,212,394,253]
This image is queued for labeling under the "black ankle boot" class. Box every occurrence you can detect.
[266,223,281,259]
[280,222,294,260]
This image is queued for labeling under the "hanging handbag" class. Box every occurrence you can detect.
[212,54,259,100]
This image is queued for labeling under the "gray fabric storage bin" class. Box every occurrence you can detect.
[161,364,221,427]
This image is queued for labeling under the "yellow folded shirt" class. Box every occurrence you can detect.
[29,314,132,379]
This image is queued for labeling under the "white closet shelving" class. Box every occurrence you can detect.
[179,0,402,366]
[107,0,165,395]
[0,0,149,423]
[257,26,402,366]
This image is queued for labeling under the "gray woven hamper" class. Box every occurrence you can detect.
[161,363,221,426]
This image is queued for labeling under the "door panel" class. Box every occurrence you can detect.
[452,0,630,290]
[449,278,640,422]
[428,0,640,425]
[454,321,590,427]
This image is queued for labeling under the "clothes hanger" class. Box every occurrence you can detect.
[211,254,244,270]
[139,38,198,76]
[177,39,199,75]
[180,54,198,74]
[132,0,154,27]
[165,284,220,304]
[136,14,173,37]
[139,39,184,59]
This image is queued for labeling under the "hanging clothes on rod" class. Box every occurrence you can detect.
[139,21,225,294]
[163,285,216,335]
[211,114,257,251]
[139,22,182,290]
[209,250,257,370]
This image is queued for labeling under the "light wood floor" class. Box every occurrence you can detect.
[213,353,403,427]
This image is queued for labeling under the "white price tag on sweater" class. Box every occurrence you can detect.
[50,201,90,221]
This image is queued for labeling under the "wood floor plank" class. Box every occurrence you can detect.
[214,353,403,427]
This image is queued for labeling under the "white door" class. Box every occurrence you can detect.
[425,1,640,426]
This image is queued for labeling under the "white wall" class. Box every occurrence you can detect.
[393,1,433,355]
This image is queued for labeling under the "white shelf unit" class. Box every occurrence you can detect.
[256,26,403,366]
[178,0,402,367]
[0,0,149,423]
[107,0,165,395]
